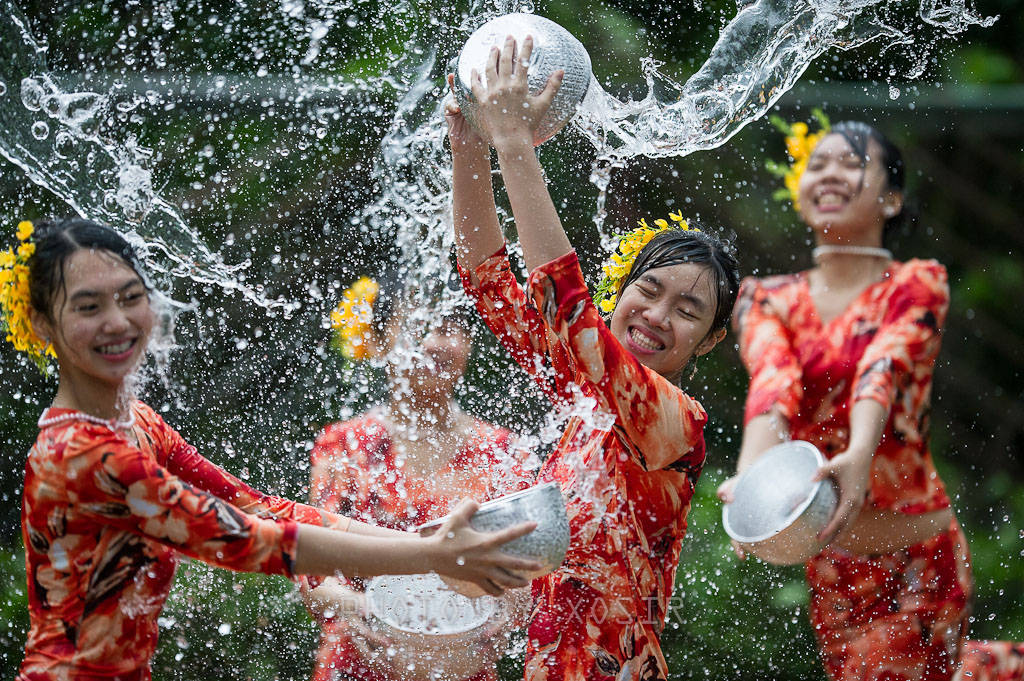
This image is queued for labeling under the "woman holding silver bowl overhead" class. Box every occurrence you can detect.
[303,272,535,681]
[446,24,739,681]
[719,115,1023,681]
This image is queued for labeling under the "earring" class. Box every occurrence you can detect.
[689,356,698,381]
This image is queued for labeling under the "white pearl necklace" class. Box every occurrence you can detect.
[37,409,136,432]
[812,244,893,262]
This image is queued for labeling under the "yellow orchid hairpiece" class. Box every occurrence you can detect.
[766,108,831,212]
[1,220,55,371]
[593,211,699,314]
[329,276,380,361]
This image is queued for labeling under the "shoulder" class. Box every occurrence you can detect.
[733,272,804,331]
[890,259,949,301]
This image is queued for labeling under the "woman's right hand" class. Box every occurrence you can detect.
[426,498,541,596]
[716,475,747,560]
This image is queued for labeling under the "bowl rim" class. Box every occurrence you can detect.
[415,481,562,532]
[364,574,497,635]
[722,440,829,543]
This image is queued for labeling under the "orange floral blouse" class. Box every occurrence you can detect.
[18,401,348,681]
[306,411,530,681]
[733,259,951,514]
[460,248,709,681]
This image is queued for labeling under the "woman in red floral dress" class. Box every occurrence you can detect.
[304,278,534,681]
[444,36,740,681]
[9,218,541,681]
[721,121,1023,681]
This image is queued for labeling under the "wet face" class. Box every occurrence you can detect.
[609,262,725,379]
[35,249,153,389]
[797,133,901,243]
[384,316,471,399]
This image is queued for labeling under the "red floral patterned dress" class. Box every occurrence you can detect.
[460,248,709,681]
[18,401,349,681]
[735,259,1022,681]
[306,411,531,681]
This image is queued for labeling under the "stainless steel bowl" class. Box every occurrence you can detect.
[364,573,500,681]
[451,13,593,146]
[722,440,838,565]
[418,481,570,580]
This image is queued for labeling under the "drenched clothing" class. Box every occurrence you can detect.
[461,248,708,681]
[18,401,347,681]
[307,411,528,681]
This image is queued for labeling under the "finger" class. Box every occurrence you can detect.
[447,497,481,524]
[486,45,500,87]
[731,539,746,561]
[535,69,564,107]
[493,554,543,574]
[811,464,832,482]
[484,520,537,546]
[499,35,516,79]
[518,34,535,76]
[447,72,456,93]
[489,567,529,589]
[817,499,851,542]
[470,68,485,101]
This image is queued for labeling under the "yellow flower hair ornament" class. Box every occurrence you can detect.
[766,108,830,212]
[1,220,54,372]
[329,276,379,361]
[593,211,699,314]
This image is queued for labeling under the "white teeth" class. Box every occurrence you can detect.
[98,340,133,355]
[629,327,664,352]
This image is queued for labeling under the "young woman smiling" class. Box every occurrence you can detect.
[8,218,540,681]
[446,35,739,681]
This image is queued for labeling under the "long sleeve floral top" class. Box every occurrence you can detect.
[732,259,951,514]
[460,247,709,681]
[18,400,348,681]
[306,411,530,681]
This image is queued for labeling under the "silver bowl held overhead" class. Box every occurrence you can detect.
[722,440,838,565]
[418,481,570,581]
[451,13,593,146]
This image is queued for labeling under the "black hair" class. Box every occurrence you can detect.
[827,121,908,246]
[27,218,146,320]
[369,267,471,338]
[618,226,741,337]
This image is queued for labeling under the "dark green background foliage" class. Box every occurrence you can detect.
[1,0,1022,678]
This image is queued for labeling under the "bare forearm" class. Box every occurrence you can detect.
[493,136,573,272]
[294,524,438,577]
[847,399,888,461]
[452,144,504,277]
[343,518,409,539]
[736,409,789,472]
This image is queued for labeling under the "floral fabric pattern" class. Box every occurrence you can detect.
[460,247,708,681]
[733,259,951,515]
[18,401,347,681]
[307,412,529,681]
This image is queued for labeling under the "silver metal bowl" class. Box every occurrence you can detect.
[722,440,838,565]
[364,573,499,680]
[418,481,570,580]
[451,13,593,146]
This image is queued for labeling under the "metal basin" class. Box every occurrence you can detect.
[451,13,593,146]
[722,440,838,565]
[418,481,570,581]
[364,573,500,681]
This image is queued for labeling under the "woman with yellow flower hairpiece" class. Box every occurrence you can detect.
[721,119,1024,681]
[444,35,740,681]
[304,271,535,681]
[11,218,541,681]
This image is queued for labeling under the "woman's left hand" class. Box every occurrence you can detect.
[469,34,563,147]
[813,447,873,545]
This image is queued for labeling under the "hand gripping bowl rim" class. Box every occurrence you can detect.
[415,480,564,533]
[721,440,831,544]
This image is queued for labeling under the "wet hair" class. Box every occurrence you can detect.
[619,226,741,337]
[28,218,146,319]
[370,268,471,338]
[827,121,908,246]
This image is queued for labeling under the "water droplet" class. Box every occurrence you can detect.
[217,622,231,635]
[31,121,49,140]
[0,81,6,96]
[888,85,901,99]
[21,77,44,111]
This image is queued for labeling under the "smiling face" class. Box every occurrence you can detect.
[797,132,902,244]
[33,248,153,390]
[609,262,725,379]
[383,314,471,401]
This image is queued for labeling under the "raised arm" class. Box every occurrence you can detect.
[467,35,568,272]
